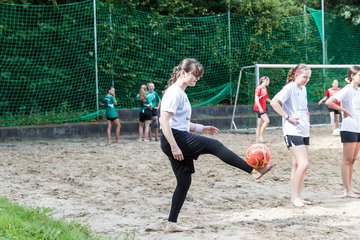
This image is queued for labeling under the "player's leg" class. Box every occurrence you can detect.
[165,131,273,177]
[289,146,309,207]
[167,170,192,222]
[114,118,121,143]
[329,111,335,132]
[255,112,262,142]
[107,120,112,144]
[287,137,309,207]
[160,135,194,232]
[256,117,263,143]
[139,122,144,141]
[342,141,359,197]
[148,109,157,141]
[349,142,360,193]
[352,141,360,193]
[335,112,340,129]
[148,125,152,141]
[205,138,253,172]
[259,113,270,142]
[143,109,152,142]
[144,120,152,141]
[204,138,274,179]
[153,116,159,141]
[138,121,145,141]
[138,111,146,141]
[285,135,309,206]
[165,167,192,232]
[301,146,310,200]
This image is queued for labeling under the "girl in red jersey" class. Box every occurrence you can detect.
[253,76,271,143]
[318,79,341,134]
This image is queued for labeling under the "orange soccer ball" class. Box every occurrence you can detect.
[245,143,271,168]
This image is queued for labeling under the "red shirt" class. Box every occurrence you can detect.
[325,87,341,106]
[253,86,268,112]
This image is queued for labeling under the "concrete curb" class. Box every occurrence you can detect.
[0,104,331,142]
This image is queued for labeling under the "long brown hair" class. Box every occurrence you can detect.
[139,84,147,102]
[347,65,360,83]
[164,58,204,91]
[286,64,311,84]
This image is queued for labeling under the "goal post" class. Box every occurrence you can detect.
[230,64,358,130]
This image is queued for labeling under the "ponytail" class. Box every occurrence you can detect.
[139,84,147,102]
[164,58,204,92]
[286,64,310,84]
[164,66,181,91]
[286,68,296,84]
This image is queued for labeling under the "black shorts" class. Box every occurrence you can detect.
[284,135,310,149]
[255,111,266,118]
[340,131,360,143]
[328,108,340,115]
[160,129,212,175]
[107,117,118,121]
[152,108,158,117]
[139,108,152,122]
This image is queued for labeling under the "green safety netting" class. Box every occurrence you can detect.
[0,1,359,126]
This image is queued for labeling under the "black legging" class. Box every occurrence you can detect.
[168,169,192,222]
[205,138,253,171]
[163,133,253,222]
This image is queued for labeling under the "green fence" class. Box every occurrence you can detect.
[0,1,359,126]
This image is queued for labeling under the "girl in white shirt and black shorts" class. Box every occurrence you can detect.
[270,64,312,208]
[159,58,274,233]
[326,65,360,198]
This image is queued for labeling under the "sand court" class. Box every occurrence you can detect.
[0,126,359,239]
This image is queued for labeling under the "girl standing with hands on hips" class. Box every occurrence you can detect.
[326,65,360,198]
[270,64,312,207]
[160,58,274,232]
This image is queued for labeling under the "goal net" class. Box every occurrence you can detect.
[230,64,358,130]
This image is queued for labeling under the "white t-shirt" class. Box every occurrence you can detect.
[333,84,360,133]
[161,84,192,132]
[273,82,310,137]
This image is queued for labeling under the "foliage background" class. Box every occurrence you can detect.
[0,0,359,126]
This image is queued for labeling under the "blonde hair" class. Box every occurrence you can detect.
[164,58,204,91]
[259,76,269,85]
[147,82,154,88]
[286,64,311,84]
[139,84,147,102]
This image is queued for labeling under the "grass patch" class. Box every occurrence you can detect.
[0,197,101,240]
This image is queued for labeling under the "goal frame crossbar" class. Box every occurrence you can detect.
[231,64,359,130]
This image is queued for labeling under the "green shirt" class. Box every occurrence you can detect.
[104,94,118,118]
[135,94,151,111]
[146,90,161,108]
